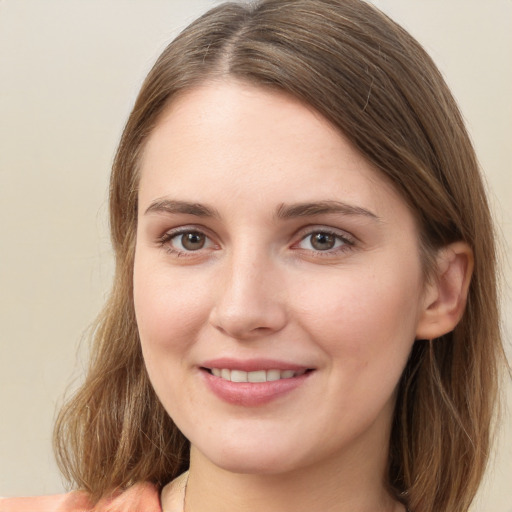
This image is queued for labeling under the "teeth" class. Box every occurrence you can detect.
[266,369,281,381]
[209,368,307,382]
[231,370,248,382]
[248,370,266,383]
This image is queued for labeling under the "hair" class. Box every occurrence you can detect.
[53,1,504,511]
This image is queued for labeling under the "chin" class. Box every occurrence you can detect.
[206,453,299,476]
[213,457,283,475]
[191,434,309,475]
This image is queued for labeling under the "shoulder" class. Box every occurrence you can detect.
[0,482,161,512]
[0,491,92,512]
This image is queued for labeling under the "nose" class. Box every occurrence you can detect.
[208,248,288,340]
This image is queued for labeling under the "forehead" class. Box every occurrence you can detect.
[138,79,411,223]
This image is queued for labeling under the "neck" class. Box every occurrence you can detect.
[183,444,403,512]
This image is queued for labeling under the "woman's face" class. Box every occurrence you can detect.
[134,80,430,475]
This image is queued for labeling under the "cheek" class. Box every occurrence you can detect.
[291,263,422,436]
[133,258,210,364]
[292,260,422,367]
[133,258,215,420]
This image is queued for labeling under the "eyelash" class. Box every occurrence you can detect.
[157,227,214,257]
[156,226,356,258]
[293,228,355,256]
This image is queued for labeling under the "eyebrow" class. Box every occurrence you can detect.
[144,199,220,218]
[144,198,379,222]
[275,200,380,221]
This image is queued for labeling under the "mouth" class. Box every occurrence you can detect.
[199,358,315,405]
[200,365,314,406]
[202,367,312,383]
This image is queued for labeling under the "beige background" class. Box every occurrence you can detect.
[0,0,510,509]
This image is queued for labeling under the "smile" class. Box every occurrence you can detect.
[207,368,308,382]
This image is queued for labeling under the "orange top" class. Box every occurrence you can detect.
[0,471,189,512]
[0,482,162,512]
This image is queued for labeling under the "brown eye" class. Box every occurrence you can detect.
[180,232,206,251]
[296,230,351,253]
[160,228,215,255]
[310,232,336,250]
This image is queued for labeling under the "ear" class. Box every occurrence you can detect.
[415,241,474,340]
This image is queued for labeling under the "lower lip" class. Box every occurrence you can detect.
[202,370,312,406]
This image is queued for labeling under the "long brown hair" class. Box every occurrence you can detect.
[54,1,504,510]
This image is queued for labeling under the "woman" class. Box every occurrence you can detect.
[1,1,504,511]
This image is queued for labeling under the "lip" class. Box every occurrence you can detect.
[201,357,310,372]
[199,358,314,406]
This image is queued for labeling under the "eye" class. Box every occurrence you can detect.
[176,231,207,251]
[296,229,353,253]
[158,229,215,254]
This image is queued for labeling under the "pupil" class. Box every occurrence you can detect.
[182,232,205,250]
[311,233,335,250]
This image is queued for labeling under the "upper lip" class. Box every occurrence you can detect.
[200,358,312,372]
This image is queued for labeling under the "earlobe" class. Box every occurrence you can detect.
[415,241,474,340]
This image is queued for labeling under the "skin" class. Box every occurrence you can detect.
[133,80,470,512]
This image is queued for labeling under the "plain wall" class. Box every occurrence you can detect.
[1,1,510,510]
